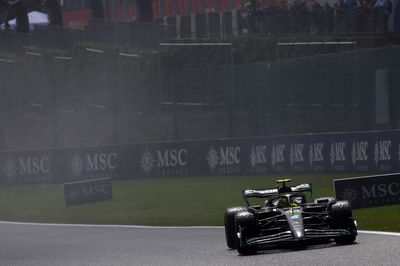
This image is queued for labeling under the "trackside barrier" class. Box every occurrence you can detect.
[1,129,400,185]
[63,178,113,206]
[334,173,400,209]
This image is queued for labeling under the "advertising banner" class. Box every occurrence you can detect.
[202,139,245,176]
[135,141,191,178]
[0,149,54,185]
[334,173,400,209]
[63,178,113,206]
[1,129,400,185]
[54,146,123,183]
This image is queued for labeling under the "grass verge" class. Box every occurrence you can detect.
[0,174,399,232]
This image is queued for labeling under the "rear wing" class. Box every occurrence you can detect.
[242,183,312,205]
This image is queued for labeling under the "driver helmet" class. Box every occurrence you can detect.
[277,197,290,208]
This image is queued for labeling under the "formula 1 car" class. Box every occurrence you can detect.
[224,179,357,255]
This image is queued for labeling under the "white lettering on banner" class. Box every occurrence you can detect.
[290,143,304,165]
[207,146,241,174]
[71,153,118,178]
[250,145,267,168]
[361,183,400,199]
[157,149,188,167]
[2,156,51,184]
[141,148,188,176]
[330,142,346,166]
[388,183,400,196]
[309,143,324,166]
[374,140,391,165]
[19,157,50,175]
[352,141,368,166]
[362,185,377,198]
[82,184,111,197]
[219,147,240,165]
[86,153,117,171]
[271,144,285,167]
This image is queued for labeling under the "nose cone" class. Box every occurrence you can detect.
[293,228,305,240]
[284,209,305,240]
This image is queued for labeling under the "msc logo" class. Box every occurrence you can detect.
[207,148,219,171]
[330,142,346,166]
[374,140,391,165]
[3,159,17,180]
[71,155,84,176]
[340,186,359,202]
[309,143,324,166]
[250,145,267,168]
[271,144,285,167]
[3,156,50,180]
[82,183,112,197]
[207,146,241,171]
[361,183,400,199]
[71,153,117,177]
[351,141,368,166]
[290,143,304,165]
[140,148,188,175]
[140,149,155,175]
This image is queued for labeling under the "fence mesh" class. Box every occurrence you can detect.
[1,45,400,150]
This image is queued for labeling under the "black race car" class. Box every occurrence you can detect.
[224,179,357,255]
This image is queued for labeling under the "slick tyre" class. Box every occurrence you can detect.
[235,211,258,255]
[224,207,247,249]
[330,201,357,245]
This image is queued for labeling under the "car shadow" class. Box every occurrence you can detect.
[234,240,359,256]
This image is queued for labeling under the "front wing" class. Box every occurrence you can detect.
[241,228,356,247]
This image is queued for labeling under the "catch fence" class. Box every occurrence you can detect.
[1,45,400,150]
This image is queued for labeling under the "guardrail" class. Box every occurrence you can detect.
[1,129,400,186]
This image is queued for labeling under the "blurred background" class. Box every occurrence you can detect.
[0,0,400,150]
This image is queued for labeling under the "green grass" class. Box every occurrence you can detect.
[0,174,399,232]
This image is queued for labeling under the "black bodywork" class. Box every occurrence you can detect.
[226,183,357,255]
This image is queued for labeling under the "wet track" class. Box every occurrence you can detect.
[0,222,399,266]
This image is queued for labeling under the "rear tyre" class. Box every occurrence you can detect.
[329,201,357,245]
[314,197,336,211]
[224,207,247,249]
[235,211,258,255]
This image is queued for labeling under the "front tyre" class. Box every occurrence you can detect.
[224,207,247,249]
[235,211,258,255]
[329,201,357,245]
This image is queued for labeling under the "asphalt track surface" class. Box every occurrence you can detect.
[0,222,399,266]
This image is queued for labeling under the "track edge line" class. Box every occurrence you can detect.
[0,221,399,236]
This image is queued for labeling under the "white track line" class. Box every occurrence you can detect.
[0,221,222,229]
[358,230,400,237]
[0,221,399,236]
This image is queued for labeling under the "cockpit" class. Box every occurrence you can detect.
[265,194,306,208]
